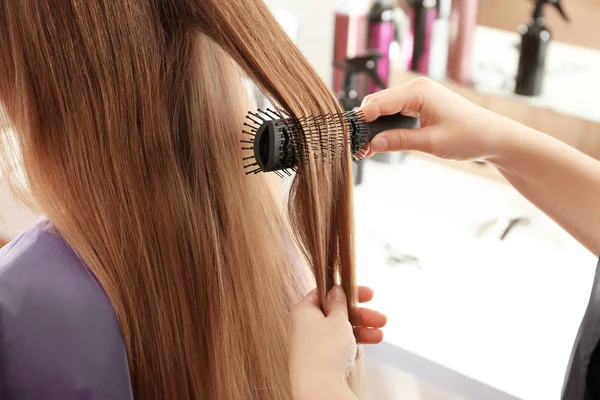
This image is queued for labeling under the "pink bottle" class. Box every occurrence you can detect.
[406,0,437,75]
[332,0,370,94]
[447,0,479,85]
[367,0,396,93]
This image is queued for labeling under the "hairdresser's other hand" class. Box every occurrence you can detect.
[360,77,518,161]
[288,286,386,400]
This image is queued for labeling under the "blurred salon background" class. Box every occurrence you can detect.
[2,1,599,399]
[260,0,600,399]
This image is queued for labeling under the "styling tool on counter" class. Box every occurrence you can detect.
[477,216,531,241]
[367,0,398,93]
[407,0,437,74]
[515,0,569,97]
[362,224,422,269]
[240,109,420,176]
[446,0,479,85]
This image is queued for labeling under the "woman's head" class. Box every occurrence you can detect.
[0,1,358,398]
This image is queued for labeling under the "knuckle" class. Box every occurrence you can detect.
[362,94,375,104]
[399,131,410,151]
[389,131,409,151]
[413,76,433,91]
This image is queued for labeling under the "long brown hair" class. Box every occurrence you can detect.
[0,1,358,398]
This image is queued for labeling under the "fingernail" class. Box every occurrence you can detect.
[371,137,388,151]
[332,286,345,302]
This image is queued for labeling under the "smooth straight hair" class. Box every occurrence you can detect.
[0,0,358,398]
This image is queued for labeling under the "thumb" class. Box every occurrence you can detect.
[325,286,349,318]
[370,126,436,153]
[292,288,323,318]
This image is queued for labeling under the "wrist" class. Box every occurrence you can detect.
[483,114,538,171]
[293,382,356,400]
[292,371,355,400]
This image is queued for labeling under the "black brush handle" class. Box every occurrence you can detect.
[365,113,421,142]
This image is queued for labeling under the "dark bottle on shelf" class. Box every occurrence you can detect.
[515,0,569,97]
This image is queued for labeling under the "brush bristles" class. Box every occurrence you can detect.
[241,108,371,177]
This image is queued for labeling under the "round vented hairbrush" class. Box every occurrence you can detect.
[241,108,420,177]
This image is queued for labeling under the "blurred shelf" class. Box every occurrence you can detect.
[391,24,600,162]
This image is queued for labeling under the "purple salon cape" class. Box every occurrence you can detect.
[0,219,134,399]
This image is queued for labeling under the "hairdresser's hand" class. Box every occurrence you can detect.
[360,77,519,161]
[288,286,386,400]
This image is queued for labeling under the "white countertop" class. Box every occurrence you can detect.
[472,26,600,123]
[354,156,597,399]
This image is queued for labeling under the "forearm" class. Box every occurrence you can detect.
[489,120,600,255]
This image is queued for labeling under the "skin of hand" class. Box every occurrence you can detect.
[288,285,386,400]
[360,76,516,161]
[359,76,600,255]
